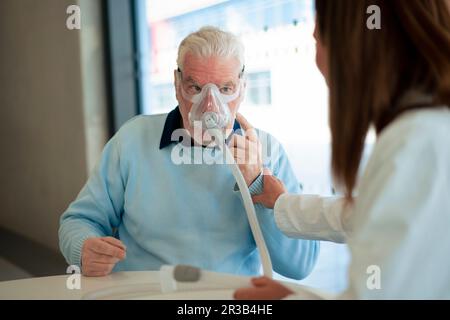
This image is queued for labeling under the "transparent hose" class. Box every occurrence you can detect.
[212,128,273,278]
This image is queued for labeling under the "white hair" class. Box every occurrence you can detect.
[177,26,245,73]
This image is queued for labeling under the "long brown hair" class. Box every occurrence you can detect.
[315,0,450,198]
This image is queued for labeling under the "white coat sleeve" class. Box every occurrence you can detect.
[273,194,352,243]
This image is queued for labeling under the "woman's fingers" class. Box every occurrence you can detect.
[233,287,261,300]
[251,172,286,208]
[234,277,294,300]
[251,276,272,286]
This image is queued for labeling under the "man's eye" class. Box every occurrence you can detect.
[189,85,202,93]
[220,87,233,94]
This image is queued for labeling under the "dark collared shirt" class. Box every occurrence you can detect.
[159,106,241,149]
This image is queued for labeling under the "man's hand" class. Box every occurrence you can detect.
[229,113,263,186]
[234,276,294,300]
[81,237,126,277]
[252,168,287,209]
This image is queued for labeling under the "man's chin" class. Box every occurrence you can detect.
[191,130,221,148]
[189,128,235,148]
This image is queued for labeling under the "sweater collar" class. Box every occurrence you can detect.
[159,106,241,149]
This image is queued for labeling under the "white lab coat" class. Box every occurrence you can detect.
[275,106,450,299]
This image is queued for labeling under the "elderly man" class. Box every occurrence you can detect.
[59,26,319,279]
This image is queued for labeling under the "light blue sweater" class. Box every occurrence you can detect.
[59,108,319,279]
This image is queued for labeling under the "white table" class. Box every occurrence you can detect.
[0,271,239,300]
[0,271,332,300]
[1,271,159,299]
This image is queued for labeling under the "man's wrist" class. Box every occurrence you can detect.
[247,170,264,195]
[233,170,264,195]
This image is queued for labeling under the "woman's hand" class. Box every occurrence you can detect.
[252,168,287,209]
[233,276,294,300]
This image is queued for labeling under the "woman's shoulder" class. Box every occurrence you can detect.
[372,107,450,165]
[352,107,450,241]
[356,107,450,204]
[378,107,450,147]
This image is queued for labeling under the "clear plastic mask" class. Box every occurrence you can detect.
[177,72,241,130]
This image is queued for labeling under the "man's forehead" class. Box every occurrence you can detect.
[183,53,240,67]
[182,54,241,82]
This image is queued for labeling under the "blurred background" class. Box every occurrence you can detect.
[0,0,353,293]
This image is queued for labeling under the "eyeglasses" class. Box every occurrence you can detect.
[177,66,245,96]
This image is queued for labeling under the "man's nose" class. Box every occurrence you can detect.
[202,92,218,112]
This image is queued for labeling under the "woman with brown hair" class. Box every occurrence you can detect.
[235,0,450,299]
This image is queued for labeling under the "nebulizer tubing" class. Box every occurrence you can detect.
[209,126,273,278]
